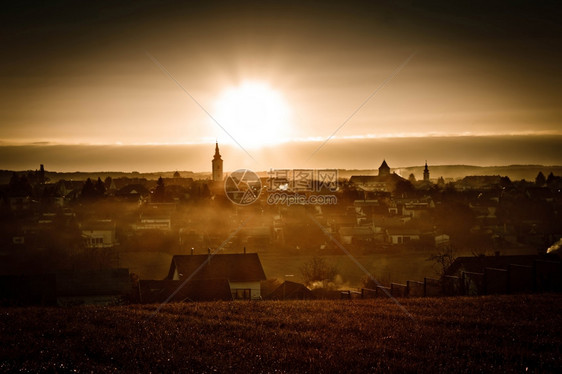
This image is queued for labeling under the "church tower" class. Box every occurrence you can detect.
[423,161,430,182]
[212,142,223,182]
[378,160,390,177]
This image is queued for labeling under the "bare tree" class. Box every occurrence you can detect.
[300,256,338,287]
[427,246,456,278]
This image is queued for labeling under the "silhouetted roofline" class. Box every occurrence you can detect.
[167,253,266,282]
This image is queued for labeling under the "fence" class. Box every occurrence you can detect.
[442,275,461,296]
[424,278,441,297]
[357,259,561,300]
[407,281,424,297]
[508,264,534,294]
[484,268,508,295]
[462,272,484,296]
[390,283,407,298]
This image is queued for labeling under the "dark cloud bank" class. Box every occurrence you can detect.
[1,135,561,175]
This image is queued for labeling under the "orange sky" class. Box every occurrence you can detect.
[1,1,561,171]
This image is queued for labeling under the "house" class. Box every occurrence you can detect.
[138,279,232,303]
[327,214,356,234]
[454,176,502,191]
[371,215,410,242]
[167,252,267,300]
[163,176,194,188]
[265,281,312,300]
[444,254,559,276]
[7,196,32,212]
[349,174,405,193]
[434,233,451,248]
[386,228,421,244]
[116,183,150,202]
[81,220,117,248]
[353,199,385,224]
[372,215,410,232]
[134,215,172,231]
[397,198,435,218]
[338,226,374,245]
[133,203,174,231]
[444,254,562,294]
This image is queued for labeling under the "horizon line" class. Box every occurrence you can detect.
[5,163,562,175]
[1,131,562,147]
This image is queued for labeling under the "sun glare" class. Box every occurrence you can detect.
[213,81,292,148]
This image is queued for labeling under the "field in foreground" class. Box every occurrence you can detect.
[1,295,561,373]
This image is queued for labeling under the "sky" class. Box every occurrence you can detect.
[1,0,561,172]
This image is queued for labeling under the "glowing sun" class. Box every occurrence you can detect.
[213,81,292,148]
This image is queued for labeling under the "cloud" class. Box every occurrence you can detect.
[1,135,561,173]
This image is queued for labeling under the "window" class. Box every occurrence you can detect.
[231,289,251,300]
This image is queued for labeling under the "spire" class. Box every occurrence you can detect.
[378,159,390,176]
[423,160,430,182]
[212,141,224,182]
[213,141,222,160]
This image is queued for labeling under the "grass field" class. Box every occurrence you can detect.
[1,295,561,373]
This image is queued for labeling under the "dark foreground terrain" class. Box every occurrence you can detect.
[1,295,561,373]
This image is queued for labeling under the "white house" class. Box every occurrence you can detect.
[338,226,374,245]
[134,203,174,231]
[81,220,117,248]
[434,233,451,248]
[386,228,421,245]
[167,252,267,300]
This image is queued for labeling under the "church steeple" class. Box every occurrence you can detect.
[212,142,223,182]
[378,160,390,177]
[214,141,221,159]
[423,161,430,182]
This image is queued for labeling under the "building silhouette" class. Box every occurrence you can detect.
[349,159,405,193]
[378,160,390,177]
[212,142,223,182]
[423,161,430,182]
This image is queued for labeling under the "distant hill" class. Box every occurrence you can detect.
[2,165,561,184]
[338,165,562,182]
[0,170,211,184]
